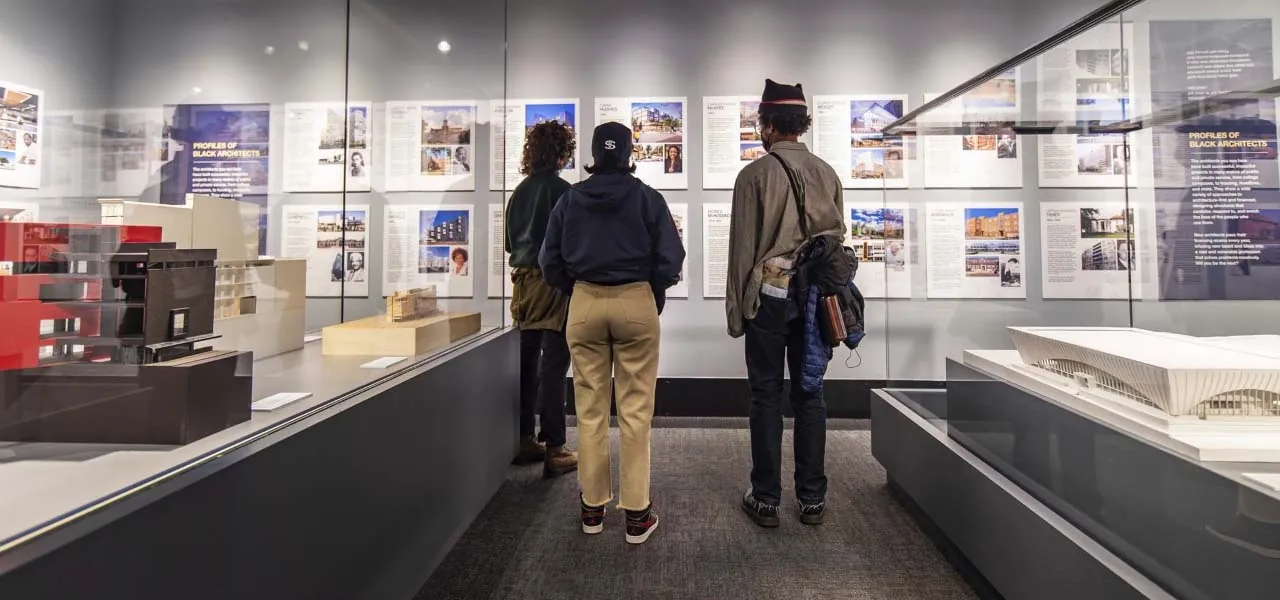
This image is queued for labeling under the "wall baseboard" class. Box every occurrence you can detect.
[566,378,944,419]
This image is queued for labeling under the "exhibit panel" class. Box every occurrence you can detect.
[1121,0,1280,338]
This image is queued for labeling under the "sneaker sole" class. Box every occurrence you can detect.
[741,503,780,528]
[625,518,659,545]
[582,522,604,535]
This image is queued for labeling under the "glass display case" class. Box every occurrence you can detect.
[877,0,1280,597]
[0,0,509,557]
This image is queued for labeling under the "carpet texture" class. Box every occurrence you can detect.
[415,420,976,600]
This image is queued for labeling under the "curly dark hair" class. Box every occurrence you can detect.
[520,121,576,176]
[759,112,813,137]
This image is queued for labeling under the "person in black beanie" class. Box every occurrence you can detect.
[729,79,846,527]
[541,121,685,545]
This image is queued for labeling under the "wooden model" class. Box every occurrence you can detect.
[387,286,439,322]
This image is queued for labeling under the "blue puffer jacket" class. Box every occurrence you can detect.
[799,281,866,393]
[796,235,867,393]
[800,285,832,394]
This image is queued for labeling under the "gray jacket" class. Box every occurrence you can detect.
[725,141,845,338]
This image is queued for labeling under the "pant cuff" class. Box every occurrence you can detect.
[582,494,612,509]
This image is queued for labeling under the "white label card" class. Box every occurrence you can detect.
[251,392,314,412]
[360,356,408,369]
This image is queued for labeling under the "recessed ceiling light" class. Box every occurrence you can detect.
[298,40,310,51]
[191,86,203,95]
[264,45,275,55]
[437,40,452,53]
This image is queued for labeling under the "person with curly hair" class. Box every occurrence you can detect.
[505,120,579,477]
[730,80,845,528]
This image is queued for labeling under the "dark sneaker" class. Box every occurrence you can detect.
[581,496,606,535]
[742,488,780,528]
[544,446,578,478]
[799,500,825,525]
[625,505,659,545]
[512,435,546,465]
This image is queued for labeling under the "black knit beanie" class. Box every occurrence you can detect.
[760,79,807,116]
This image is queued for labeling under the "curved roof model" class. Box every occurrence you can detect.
[1008,327,1280,417]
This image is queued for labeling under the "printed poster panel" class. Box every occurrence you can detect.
[383,204,474,298]
[1037,24,1134,188]
[846,203,911,298]
[491,99,580,191]
[162,103,271,253]
[703,96,763,190]
[385,100,477,192]
[668,203,689,298]
[0,81,43,189]
[814,95,909,189]
[596,97,688,190]
[1041,201,1138,299]
[98,108,165,197]
[281,205,370,298]
[703,203,732,298]
[283,102,373,193]
[1148,19,1280,301]
[926,203,1026,299]
[0,201,38,276]
[487,202,514,299]
[0,200,38,223]
[922,70,1024,188]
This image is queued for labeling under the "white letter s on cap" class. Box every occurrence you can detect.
[604,140,616,150]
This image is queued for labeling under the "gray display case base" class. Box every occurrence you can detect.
[871,389,1173,600]
[0,328,519,600]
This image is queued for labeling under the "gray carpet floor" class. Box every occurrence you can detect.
[415,419,977,600]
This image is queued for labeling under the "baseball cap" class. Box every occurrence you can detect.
[590,121,634,171]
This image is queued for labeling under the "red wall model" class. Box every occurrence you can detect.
[0,223,162,371]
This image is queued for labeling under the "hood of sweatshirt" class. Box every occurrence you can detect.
[573,173,642,212]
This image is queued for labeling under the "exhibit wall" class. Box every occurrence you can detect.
[504,0,1111,379]
[4,0,1133,380]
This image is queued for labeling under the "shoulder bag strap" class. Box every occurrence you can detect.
[770,152,809,241]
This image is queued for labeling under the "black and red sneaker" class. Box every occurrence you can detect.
[625,505,659,545]
[581,496,606,535]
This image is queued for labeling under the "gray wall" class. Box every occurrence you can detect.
[19,0,1170,383]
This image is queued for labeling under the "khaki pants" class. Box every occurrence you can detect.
[567,281,660,511]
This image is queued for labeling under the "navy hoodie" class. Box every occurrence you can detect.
[539,172,686,310]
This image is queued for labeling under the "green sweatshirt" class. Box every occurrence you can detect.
[506,171,571,268]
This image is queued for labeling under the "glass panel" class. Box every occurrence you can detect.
[343,0,507,354]
[0,0,509,553]
[884,14,1136,386]
[1121,0,1280,336]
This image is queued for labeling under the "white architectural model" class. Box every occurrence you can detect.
[1009,327,1280,419]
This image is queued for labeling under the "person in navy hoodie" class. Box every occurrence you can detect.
[540,121,685,545]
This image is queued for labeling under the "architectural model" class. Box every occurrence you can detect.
[1008,327,1280,419]
[0,222,253,445]
[386,286,439,322]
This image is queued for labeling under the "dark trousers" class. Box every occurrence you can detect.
[519,328,570,448]
[745,294,828,506]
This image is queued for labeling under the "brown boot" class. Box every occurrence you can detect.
[512,435,546,465]
[544,446,579,478]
